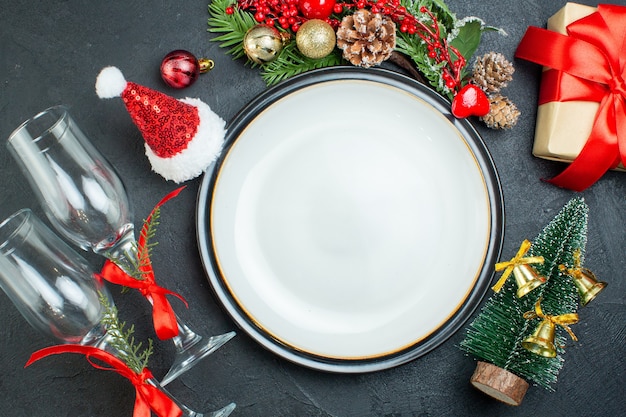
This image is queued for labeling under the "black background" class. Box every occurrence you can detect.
[0,1,624,416]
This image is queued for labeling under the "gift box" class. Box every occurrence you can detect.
[533,4,601,166]
[515,3,626,191]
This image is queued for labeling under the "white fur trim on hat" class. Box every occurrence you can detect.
[95,66,127,99]
[145,97,226,183]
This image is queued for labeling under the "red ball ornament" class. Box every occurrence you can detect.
[451,84,490,118]
[298,0,336,20]
[160,50,214,89]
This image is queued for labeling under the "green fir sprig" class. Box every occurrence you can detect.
[99,292,153,374]
[117,204,161,287]
[261,42,344,86]
[208,0,257,62]
[460,197,589,390]
[136,205,161,280]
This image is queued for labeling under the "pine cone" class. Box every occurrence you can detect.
[472,52,514,93]
[336,9,396,68]
[480,94,521,129]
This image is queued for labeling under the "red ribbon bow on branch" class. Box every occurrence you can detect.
[25,345,182,417]
[100,187,188,340]
[515,4,626,191]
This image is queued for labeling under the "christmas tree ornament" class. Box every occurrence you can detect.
[243,24,289,64]
[472,52,515,93]
[295,19,336,59]
[480,94,520,129]
[521,299,579,358]
[461,197,600,404]
[451,84,490,118]
[336,9,396,68]
[298,0,336,20]
[159,49,214,89]
[492,239,546,297]
[95,66,226,183]
[560,250,607,306]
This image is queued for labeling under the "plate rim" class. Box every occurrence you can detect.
[196,66,504,373]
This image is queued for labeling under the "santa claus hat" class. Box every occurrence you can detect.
[95,66,225,183]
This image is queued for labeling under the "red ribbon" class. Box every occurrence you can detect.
[100,186,188,340]
[515,4,626,191]
[25,345,182,417]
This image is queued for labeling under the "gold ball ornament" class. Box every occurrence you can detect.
[296,19,336,59]
[243,24,288,64]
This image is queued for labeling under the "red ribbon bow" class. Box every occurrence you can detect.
[25,345,182,417]
[515,4,626,191]
[100,186,188,340]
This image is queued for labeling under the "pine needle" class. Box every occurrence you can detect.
[261,43,344,86]
[208,0,257,61]
[137,206,161,281]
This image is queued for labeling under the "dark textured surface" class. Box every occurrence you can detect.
[0,1,624,416]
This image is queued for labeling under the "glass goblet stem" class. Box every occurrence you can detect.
[148,378,236,417]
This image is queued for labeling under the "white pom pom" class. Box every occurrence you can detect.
[95,66,127,99]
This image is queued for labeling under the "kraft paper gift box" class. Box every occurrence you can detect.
[516,3,626,191]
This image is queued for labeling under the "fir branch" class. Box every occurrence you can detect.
[418,0,457,29]
[396,0,458,99]
[99,293,153,374]
[460,197,589,390]
[137,207,161,280]
[261,42,344,86]
[396,32,450,97]
[208,0,258,61]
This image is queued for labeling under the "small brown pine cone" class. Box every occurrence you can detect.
[480,94,521,129]
[336,9,396,68]
[472,52,515,93]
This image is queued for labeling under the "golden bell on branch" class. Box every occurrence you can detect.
[522,319,557,358]
[512,264,546,298]
[571,268,607,306]
[522,298,579,358]
[559,249,607,306]
[493,239,546,297]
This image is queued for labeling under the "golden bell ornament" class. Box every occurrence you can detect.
[559,250,607,306]
[522,298,579,358]
[521,319,557,358]
[493,240,546,297]
[512,264,546,298]
[571,268,607,306]
[243,24,289,64]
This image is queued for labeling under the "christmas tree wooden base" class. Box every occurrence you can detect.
[470,361,529,406]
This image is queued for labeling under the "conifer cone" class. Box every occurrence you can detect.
[336,9,396,68]
[472,52,514,93]
[480,94,520,129]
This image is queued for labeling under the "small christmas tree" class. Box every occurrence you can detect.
[460,197,606,405]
